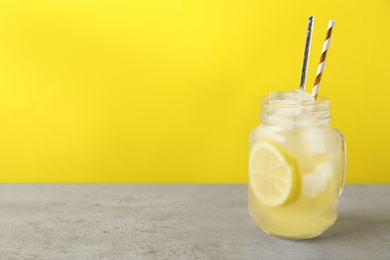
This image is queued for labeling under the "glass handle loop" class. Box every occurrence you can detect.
[334,129,347,196]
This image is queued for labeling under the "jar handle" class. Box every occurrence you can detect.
[334,129,347,196]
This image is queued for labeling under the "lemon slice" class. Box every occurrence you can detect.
[249,141,300,207]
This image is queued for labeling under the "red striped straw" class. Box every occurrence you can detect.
[312,20,336,100]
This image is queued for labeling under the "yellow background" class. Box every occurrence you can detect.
[0,0,389,183]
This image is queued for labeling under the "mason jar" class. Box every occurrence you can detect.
[248,95,347,239]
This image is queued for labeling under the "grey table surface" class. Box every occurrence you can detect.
[0,184,389,260]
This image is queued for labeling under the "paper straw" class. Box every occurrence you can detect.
[312,20,336,100]
[299,16,315,91]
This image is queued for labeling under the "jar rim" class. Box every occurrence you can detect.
[260,95,330,108]
[259,95,332,121]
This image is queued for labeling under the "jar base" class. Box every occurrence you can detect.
[261,229,323,240]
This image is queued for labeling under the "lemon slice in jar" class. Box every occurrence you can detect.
[249,141,301,207]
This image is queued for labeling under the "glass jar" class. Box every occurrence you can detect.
[248,95,347,239]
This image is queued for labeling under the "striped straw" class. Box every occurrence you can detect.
[312,20,336,100]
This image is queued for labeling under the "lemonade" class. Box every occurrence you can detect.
[248,90,345,239]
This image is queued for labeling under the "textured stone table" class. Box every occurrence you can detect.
[0,184,389,259]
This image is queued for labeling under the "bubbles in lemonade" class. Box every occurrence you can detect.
[248,89,341,239]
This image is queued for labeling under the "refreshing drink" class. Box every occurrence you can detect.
[248,17,345,239]
[248,90,345,239]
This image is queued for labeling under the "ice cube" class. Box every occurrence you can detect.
[267,107,304,118]
[263,130,286,143]
[269,90,314,103]
[271,91,296,100]
[301,127,327,157]
[303,162,335,198]
[313,162,334,181]
[253,124,287,143]
[298,108,313,118]
[264,124,287,132]
[291,89,315,102]
[302,173,327,198]
[268,91,278,101]
[269,92,301,105]
[268,91,310,117]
